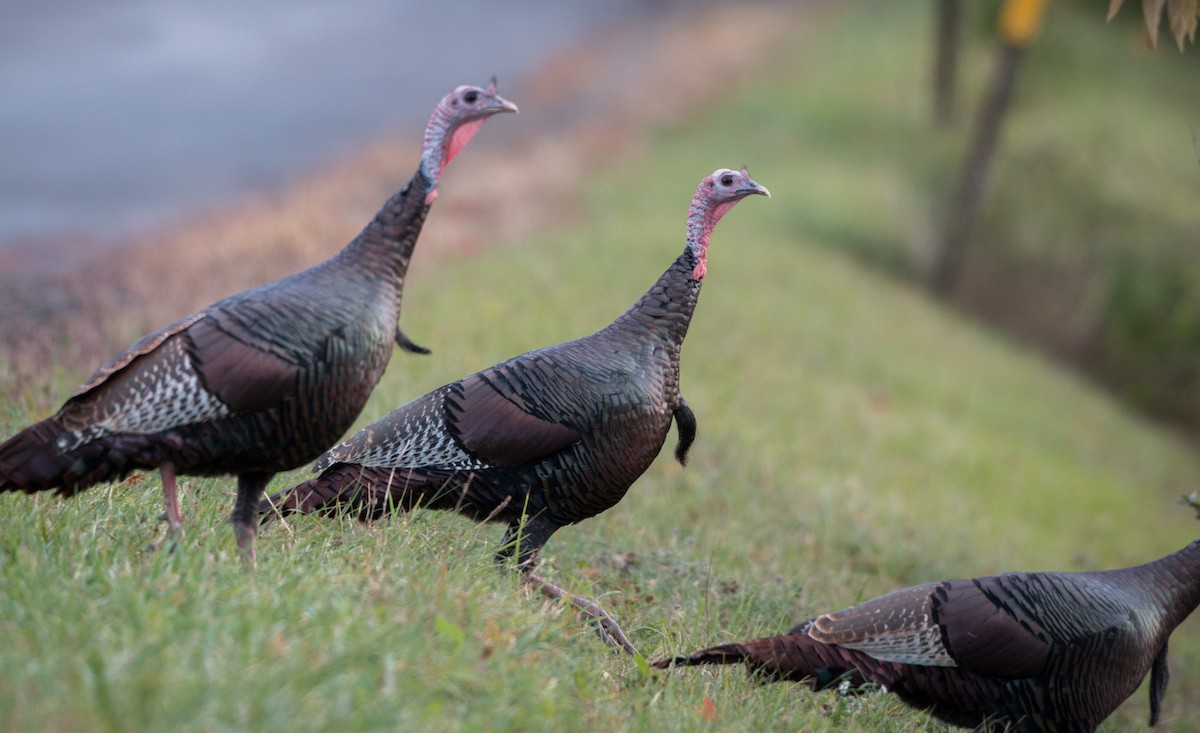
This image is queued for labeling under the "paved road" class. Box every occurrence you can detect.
[0,0,642,257]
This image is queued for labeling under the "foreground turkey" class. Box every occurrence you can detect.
[654,539,1200,732]
[261,167,770,653]
[0,80,517,564]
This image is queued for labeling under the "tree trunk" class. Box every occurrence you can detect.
[933,0,962,127]
[929,42,1023,296]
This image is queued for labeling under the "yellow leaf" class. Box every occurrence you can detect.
[1000,0,1050,46]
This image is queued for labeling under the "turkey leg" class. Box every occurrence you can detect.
[231,471,273,570]
[498,517,640,657]
[523,569,639,656]
[160,462,183,538]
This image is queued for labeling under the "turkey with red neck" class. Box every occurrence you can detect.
[261,167,770,652]
[0,80,517,566]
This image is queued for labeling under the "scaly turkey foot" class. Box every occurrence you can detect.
[232,519,257,572]
[524,570,639,656]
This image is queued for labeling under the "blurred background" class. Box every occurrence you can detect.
[1,0,1198,432]
[0,0,642,262]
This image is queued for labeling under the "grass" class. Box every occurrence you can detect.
[4,4,1200,732]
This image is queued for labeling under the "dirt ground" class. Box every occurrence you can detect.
[0,2,813,400]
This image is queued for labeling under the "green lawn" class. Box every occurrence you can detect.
[4,4,1200,732]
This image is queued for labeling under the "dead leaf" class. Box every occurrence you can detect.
[1168,0,1198,50]
[1145,0,1168,48]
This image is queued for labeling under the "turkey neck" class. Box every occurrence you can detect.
[601,182,733,352]
[607,250,702,357]
[1132,539,1200,632]
[336,169,432,294]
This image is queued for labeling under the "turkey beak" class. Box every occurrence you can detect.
[739,181,771,199]
[487,94,520,116]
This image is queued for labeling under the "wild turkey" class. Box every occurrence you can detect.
[654,539,1200,732]
[260,167,770,653]
[0,80,517,564]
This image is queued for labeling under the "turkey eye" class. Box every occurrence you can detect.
[464,90,480,104]
[720,175,734,186]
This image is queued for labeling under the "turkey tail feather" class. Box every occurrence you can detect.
[655,632,872,690]
[652,643,747,669]
[259,464,391,522]
[259,476,343,519]
[0,418,73,494]
[0,418,157,497]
